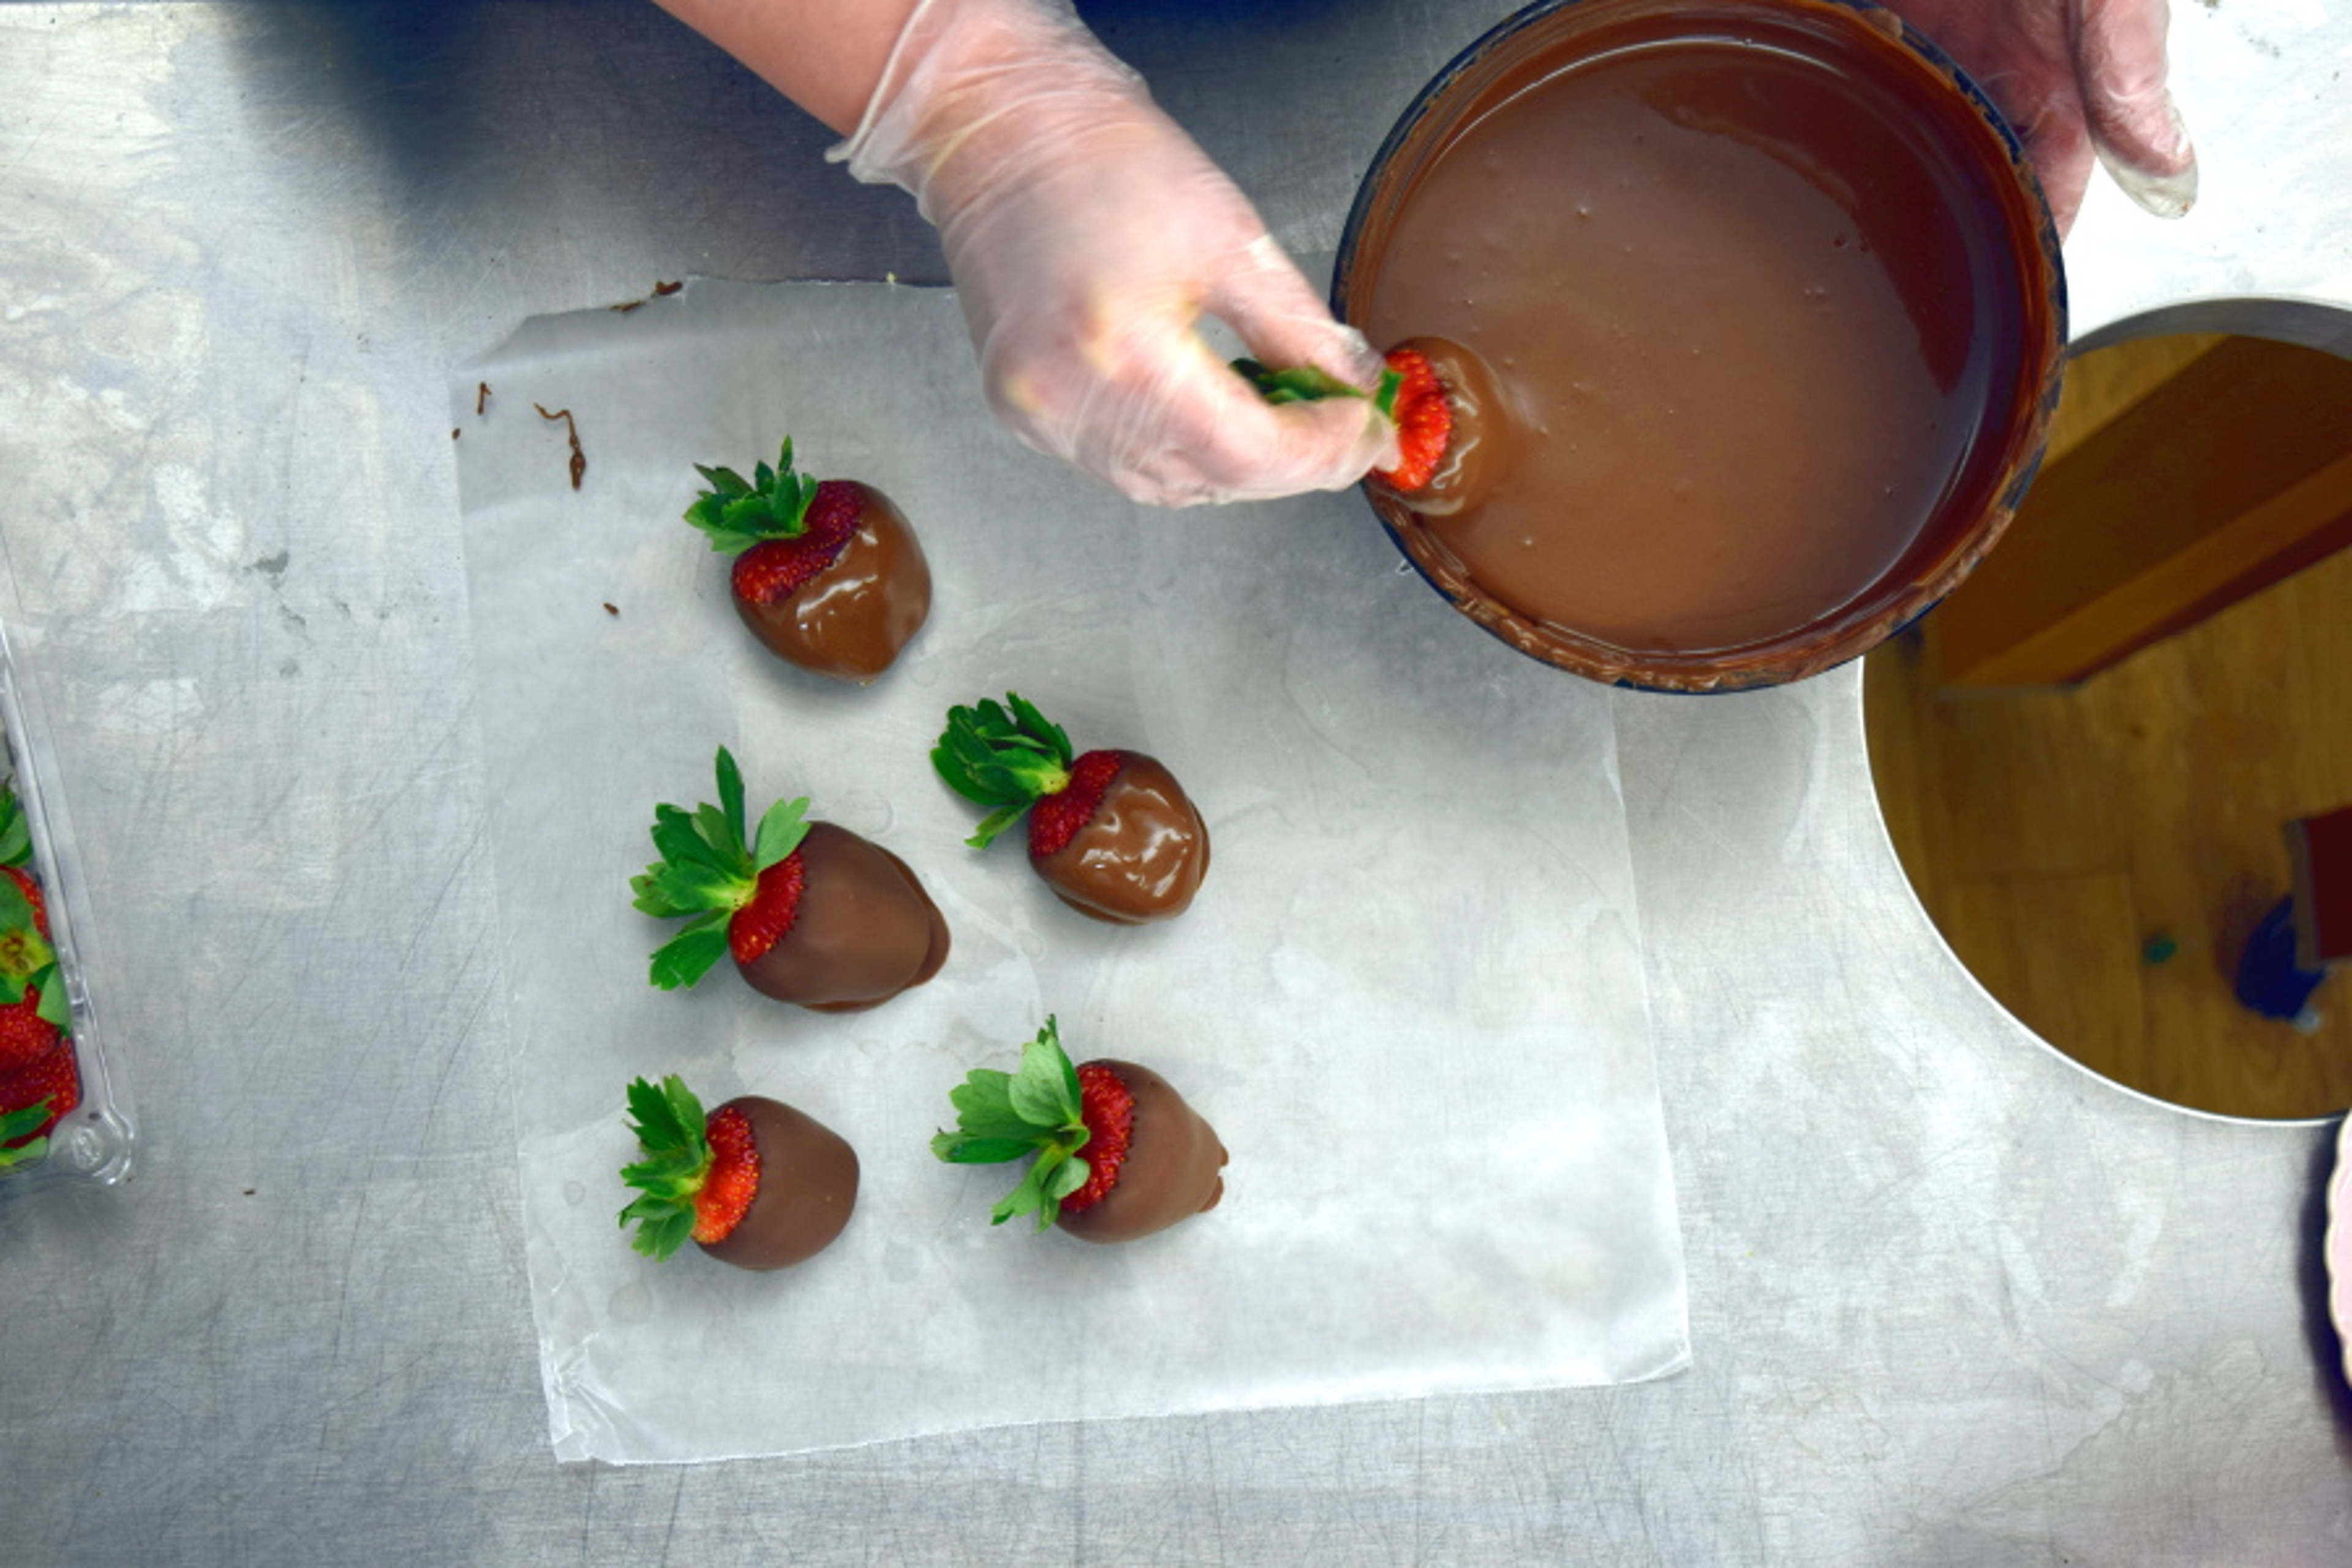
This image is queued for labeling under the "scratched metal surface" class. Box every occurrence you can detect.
[0,2,2346,1563]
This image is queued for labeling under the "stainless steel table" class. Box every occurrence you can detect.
[3,3,2346,1562]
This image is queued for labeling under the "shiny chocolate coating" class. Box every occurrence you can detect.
[736,821,950,1011]
[1055,1061,1227,1245]
[737,483,931,684]
[1030,754,1208,925]
[697,1096,858,1271]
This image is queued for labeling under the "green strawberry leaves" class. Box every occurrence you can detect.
[0,790,29,869]
[0,959,69,1026]
[684,438,821,555]
[0,1097,50,1170]
[631,747,811,990]
[617,1074,715,1262]
[1233,358,1406,420]
[932,693,1076,849]
[932,1017,1093,1231]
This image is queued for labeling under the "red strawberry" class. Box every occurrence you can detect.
[1371,337,1519,516]
[4,865,47,936]
[0,861,66,1072]
[1373,344,1453,493]
[933,1017,1227,1245]
[619,1076,858,1272]
[933,694,1210,925]
[632,746,949,1012]
[726,854,806,968]
[685,439,931,684]
[692,1102,761,1245]
[1235,339,1516,513]
[0,1038,80,1148]
[0,990,60,1074]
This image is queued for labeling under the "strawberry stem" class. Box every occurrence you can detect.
[931,1017,1093,1231]
[617,1075,714,1261]
[1232,358,1406,420]
[684,437,822,555]
[631,748,811,990]
[931,695,1077,851]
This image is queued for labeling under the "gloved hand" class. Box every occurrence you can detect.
[1882,0,2197,235]
[831,0,1396,507]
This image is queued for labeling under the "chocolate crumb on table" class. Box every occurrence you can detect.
[534,403,586,489]
[611,280,685,314]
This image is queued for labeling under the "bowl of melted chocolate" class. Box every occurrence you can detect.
[1335,0,2066,690]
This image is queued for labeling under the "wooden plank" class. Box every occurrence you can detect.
[2040,331,2226,466]
[1860,518,2352,1118]
[1930,336,2352,690]
[1937,450,2352,687]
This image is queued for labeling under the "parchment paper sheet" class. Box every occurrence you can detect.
[453,279,1688,1463]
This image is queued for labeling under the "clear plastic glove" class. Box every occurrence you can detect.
[830,0,1396,507]
[1883,0,2198,235]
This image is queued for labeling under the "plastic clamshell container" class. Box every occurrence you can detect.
[0,614,133,1188]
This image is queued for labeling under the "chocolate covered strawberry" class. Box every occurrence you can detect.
[933,693,1208,925]
[619,1074,858,1271]
[932,1017,1226,1244]
[631,747,949,1011]
[685,438,931,684]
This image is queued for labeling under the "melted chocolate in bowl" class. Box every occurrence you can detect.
[1336,0,2064,690]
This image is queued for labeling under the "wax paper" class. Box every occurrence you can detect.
[452,279,1687,1463]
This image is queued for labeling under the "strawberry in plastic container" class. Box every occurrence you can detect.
[0,784,75,1171]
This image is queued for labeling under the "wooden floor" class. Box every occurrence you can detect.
[1863,338,2352,1120]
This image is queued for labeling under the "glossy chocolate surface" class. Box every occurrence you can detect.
[1055,1061,1227,1246]
[1031,754,1209,925]
[737,483,931,684]
[698,1096,859,1271]
[737,821,950,1011]
[1340,0,2062,690]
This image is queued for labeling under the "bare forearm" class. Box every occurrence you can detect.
[652,0,922,134]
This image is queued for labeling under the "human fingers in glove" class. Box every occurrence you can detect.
[1881,0,2197,235]
[654,0,1394,507]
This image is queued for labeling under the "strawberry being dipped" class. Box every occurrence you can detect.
[632,747,949,1012]
[685,438,932,684]
[619,1075,858,1271]
[932,1017,1226,1245]
[1237,339,1517,515]
[933,694,1208,925]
